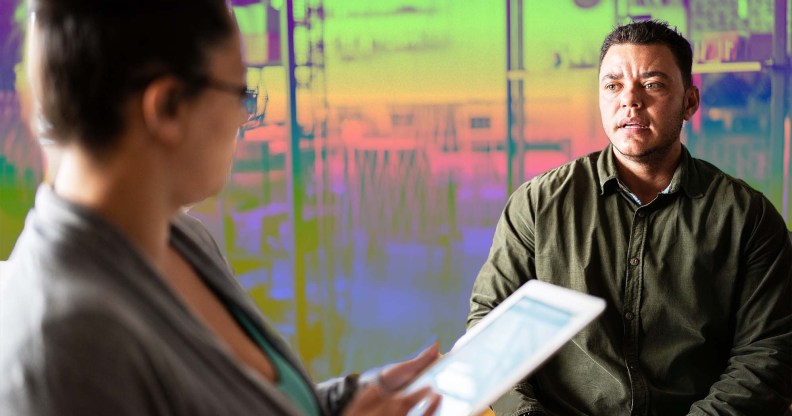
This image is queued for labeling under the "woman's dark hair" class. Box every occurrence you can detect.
[599,20,693,89]
[30,0,233,151]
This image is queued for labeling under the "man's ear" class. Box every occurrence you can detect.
[683,85,700,121]
[141,77,185,146]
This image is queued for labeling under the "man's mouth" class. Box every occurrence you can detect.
[619,117,649,129]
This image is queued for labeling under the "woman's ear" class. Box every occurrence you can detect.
[141,77,185,146]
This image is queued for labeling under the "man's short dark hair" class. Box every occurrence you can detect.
[599,20,693,89]
[30,0,233,152]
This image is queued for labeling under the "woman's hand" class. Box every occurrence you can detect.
[342,343,442,416]
[341,383,440,416]
[379,343,440,391]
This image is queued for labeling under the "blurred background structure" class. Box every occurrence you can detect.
[1,0,790,380]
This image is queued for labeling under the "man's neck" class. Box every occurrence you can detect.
[612,144,682,205]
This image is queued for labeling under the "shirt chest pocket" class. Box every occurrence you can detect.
[534,234,624,298]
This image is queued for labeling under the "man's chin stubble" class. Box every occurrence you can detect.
[613,139,676,165]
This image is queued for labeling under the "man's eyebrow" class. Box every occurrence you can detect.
[640,71,670,79]
[600,71,671,83]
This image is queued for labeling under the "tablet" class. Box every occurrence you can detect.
[404,280,606,416]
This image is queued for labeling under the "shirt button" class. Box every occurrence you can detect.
[625,312,634,320]
[637,211,646,218]
[629,257,639,266]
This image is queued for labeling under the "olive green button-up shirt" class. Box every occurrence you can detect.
[468,145,792,416]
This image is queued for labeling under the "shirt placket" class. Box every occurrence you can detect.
[623,206,650,416]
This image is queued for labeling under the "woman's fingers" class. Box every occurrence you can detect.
[342,383,442,416]
[379,343,441,391]
[399,387,442,415]
[419,393,442,416]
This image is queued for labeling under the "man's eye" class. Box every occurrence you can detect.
[605,84,618,91]
[645,82,661,89]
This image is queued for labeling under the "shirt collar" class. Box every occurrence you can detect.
[597,143,707,199]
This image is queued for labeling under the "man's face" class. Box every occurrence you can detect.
[598,43,699,164]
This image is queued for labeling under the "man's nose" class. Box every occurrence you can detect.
[620,85,643,109]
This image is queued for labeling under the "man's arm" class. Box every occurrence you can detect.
[468,183,546,416]
[688,199,792,415]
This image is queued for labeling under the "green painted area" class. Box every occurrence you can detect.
[234,3,269,34]
[0,160,36,259]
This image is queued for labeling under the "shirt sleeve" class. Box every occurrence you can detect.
[687,196,792,415]
[316,374,361,416]
[467,182,546,415]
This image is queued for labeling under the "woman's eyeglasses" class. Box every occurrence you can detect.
[129,73,258,119]
[196,76,257,107]
[193,76,259,121]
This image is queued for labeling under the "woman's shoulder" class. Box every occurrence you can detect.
[172,211,218,246]
[0,288,162,414]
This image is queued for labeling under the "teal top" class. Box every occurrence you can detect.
[230,305,320,416]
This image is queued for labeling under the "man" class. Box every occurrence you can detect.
[468,20,792,415]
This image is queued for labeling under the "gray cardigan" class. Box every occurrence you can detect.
[0,186,359,415]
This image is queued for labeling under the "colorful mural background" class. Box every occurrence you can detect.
[1,0,790,381]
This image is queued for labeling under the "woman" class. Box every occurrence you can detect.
[0,0,441,414]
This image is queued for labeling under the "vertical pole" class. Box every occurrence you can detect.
[282,0,309,359]
[772,0,788,64]
[769,0,789,217]
[515,0,525,188]
[784,114,790,225]
[506,0,514,194]
[506,0,525,194]
[782,0,791,226]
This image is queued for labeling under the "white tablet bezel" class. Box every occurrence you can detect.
[405,279,606,416]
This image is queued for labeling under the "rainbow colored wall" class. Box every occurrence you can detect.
[1,0,790,380]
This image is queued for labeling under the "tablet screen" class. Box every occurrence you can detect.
[406,296,574,415]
